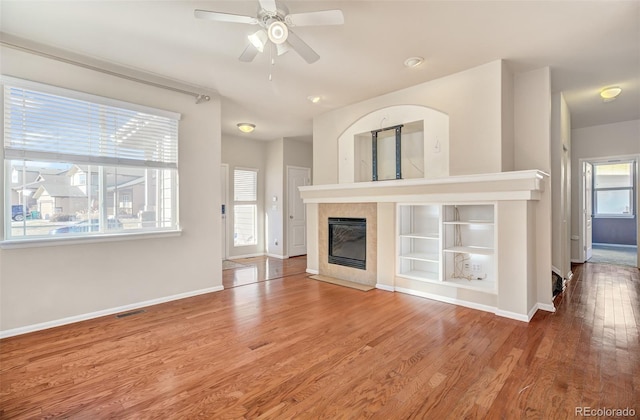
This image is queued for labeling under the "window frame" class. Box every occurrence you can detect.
[2,76,181,246]
[233,167,258,247]
[592,160,636,218]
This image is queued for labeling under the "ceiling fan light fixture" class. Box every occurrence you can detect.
[268,21,289,44]
[248,30,268,52]
[600,86,622,102]
[276,42,289,56]
[237,123,256,133]
[307,95,321,103]
[403,56,424,68]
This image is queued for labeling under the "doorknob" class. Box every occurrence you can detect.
[289,215,294,219]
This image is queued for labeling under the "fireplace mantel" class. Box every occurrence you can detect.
[301,169,553,323]
[299,169,547,204]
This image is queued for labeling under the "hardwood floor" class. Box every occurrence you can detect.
[222,256,308,289]
[1,258,638,418]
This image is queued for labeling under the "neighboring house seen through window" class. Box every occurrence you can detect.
[3,77,180,240]
[233,168,258,247]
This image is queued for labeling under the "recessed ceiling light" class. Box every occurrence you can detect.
[600,86,622,102]
[403,56,424,68]
[307,95,321,104]
[237,123,255,133]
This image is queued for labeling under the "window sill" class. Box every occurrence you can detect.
[593,215,635,219]
[0,229,182,249]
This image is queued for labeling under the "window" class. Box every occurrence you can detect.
[593,161,635,217]
[3,77,180,241]
[233,168,257,246]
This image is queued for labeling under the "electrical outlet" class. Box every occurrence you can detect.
[464,262,470,270]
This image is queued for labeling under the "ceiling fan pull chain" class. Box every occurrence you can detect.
[269,43,275,81]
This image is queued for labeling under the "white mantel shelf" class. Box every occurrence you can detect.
[299,170,549,204]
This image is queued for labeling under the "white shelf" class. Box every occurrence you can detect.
[443,246,494,255]
[399,253,440,263]
[399,232,439,239]
[398,270,439,283]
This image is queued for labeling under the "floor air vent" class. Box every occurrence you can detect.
[115,309,146,319]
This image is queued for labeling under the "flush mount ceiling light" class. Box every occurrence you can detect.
[237,123,256,133]
[403,56,424,68]
[267,21,289,45]
[600,86,622,102]
[307,95,321,104]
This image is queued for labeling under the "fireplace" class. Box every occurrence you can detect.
[328,217,366,270]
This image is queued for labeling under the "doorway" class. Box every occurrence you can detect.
[579,155,639,267]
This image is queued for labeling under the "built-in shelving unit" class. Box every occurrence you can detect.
[442,204,496,293]
[397,205,441,283]
[397,203,496,294]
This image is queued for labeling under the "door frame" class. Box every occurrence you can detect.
[578,154,639,266]
[221,163,229,260]
[286,165,311,257]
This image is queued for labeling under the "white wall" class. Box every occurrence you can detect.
[223,136,312,259]
[551,92,572,279]
[313,60,507,185]
[513,66,553,307]
[570,119,640,260]
[0,47,222,334]
[222,135,267,258]
[265,139,284,256]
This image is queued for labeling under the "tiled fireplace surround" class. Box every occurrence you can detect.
[318,203,377,286]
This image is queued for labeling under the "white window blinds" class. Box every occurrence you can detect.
[3,84,179,168]
[234,169,257,201]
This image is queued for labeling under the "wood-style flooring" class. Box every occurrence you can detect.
[1,257,638,418]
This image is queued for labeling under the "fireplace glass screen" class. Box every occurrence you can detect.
[328,217,366,270]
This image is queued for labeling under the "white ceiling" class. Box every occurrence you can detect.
[1,1,639,141]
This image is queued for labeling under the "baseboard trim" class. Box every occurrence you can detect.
[394,286,497,316]
[306,268,319,275]
[571,258,584,263]
[536,302,556,313]
[227,253,264,260]
[375,283,395,292]
[495,309,531,322]
[0,285,224,339]
[265,253,289,259]
[551,265,562,276]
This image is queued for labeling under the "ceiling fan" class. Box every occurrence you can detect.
[195,0,344,64]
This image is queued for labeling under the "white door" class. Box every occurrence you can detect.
[287,166,310,257]
[584,162,593,261]
[221,164,228,260]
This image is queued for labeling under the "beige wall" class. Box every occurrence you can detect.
[0,47,222,333]
[313,60,508,185]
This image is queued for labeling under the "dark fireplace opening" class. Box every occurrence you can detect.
[328,217,366,270]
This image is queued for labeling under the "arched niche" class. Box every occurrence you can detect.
[338,105,449,184]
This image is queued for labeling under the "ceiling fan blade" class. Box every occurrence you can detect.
[194,9,258,25]
[286,30,320,64]
[285,10,344,27]
[258,0,277,13]
[239,44,260,62]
